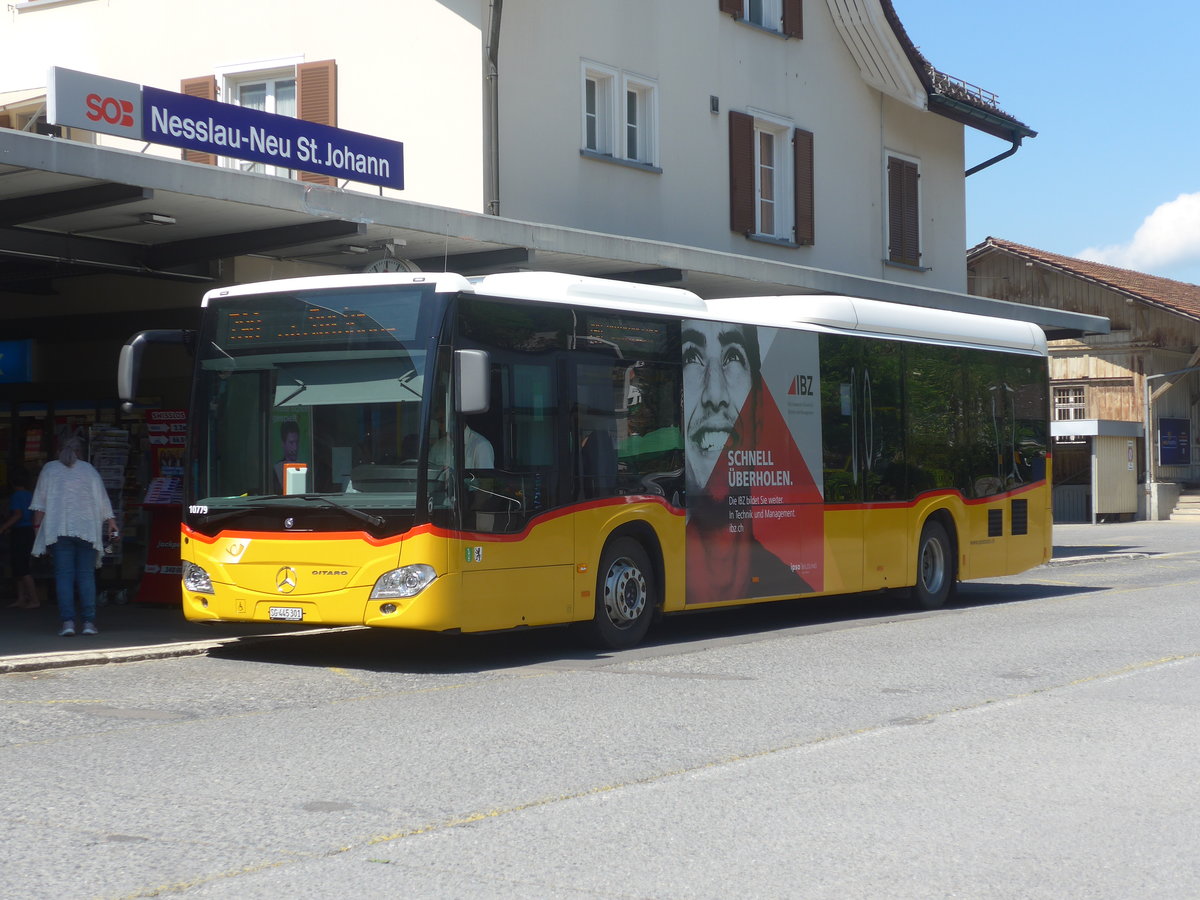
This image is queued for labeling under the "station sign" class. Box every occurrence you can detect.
[48,67,404,189]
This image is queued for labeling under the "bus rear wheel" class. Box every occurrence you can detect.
[913,519,955,610]
[586,537,655,650]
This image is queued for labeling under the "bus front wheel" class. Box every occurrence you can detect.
[913,519,955,610]
[586,537,655,650]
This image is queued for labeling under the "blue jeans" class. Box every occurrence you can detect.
[53,536,98,624]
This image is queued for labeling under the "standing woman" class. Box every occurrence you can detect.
[31,434,118,636]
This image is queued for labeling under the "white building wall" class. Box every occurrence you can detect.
[0,0,489,212]
[879,98,967,291]
[497,0,968,292]
[3,0,969,290]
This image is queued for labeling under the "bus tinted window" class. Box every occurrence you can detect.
[455,298,572,531]
[819,335,905,503]
[821,337,1048,503]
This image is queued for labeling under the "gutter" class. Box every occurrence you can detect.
[484,0,503,215]
[965,138,1021,177]
[928,93,1037,178]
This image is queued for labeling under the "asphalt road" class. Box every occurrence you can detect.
[2,525,1198,898]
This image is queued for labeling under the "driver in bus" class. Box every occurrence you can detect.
[429,406,495,470]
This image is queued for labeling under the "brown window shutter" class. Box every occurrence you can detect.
[887,156,920,266]
[180,76,218,166]
[719,0,744,17]
[782,0,803,37]
[793,128,814,245]
[729,111,755,235]
[297,60,338,185]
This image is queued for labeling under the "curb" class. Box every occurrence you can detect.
[1044,551,1151,567]
[0,636,249,674]
[0,626,359,674]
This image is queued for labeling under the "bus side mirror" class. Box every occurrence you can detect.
[118,329,195,413]
[455,349,490,415]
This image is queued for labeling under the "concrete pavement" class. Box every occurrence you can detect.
[2,519,1194,672]
[0,600,343,673]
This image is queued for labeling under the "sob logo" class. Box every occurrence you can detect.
[86,92,135,127]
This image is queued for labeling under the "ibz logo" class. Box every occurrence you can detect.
[85,93,135,127]
[787,374,815,397]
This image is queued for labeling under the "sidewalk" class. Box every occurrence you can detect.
[0,600,323,673]
[2,519,1195,672]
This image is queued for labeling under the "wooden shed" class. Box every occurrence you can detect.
[967,238,1200,521]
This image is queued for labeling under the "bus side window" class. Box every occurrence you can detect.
[466,358,561,532]
[617,361,683,501]
[862,341,904,501]
[580,426,617,497]
[575,361,621,499]
[907,344,965,494]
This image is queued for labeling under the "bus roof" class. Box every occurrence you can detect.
[201,271,1047,355]
[466,273,1047,356]
[201,271,474,304]
[469,271,709,313]
[704,294,1048,355]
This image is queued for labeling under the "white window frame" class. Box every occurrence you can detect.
[1053,385,1087,421]
[582,61,659,169]
[749,110,793,240]
[216,57,303,177]
[621,74,657,165]
[747,0,783,31]
[582,62,618,156]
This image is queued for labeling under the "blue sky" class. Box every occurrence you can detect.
[891,1,1200,286]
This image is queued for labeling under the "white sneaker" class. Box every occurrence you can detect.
[81,622,98,635]
[59,620,76,637]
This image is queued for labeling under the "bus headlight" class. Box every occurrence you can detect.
[371,564,437,599]
[182,561,214,594]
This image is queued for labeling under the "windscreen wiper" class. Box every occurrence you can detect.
[200,495,386,529]
[196,506,269,527]
[275,378,307,407]
[260,494,387,529]
[396,367,421,399]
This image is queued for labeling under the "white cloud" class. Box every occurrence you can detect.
[1078,191,1200,274]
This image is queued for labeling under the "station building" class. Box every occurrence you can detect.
[0,0,1104,591]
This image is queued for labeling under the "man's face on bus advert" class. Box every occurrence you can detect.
[683,319,754,493]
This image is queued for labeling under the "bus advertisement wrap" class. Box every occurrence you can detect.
[683,321,824,604]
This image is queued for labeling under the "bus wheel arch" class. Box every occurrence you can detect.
[912,511,958,610]
[584,525,662,650]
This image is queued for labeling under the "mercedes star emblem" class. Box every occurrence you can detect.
[276,566,298,593]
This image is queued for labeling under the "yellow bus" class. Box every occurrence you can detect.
[119,271,1051,648]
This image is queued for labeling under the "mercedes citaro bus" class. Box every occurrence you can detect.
[119,271,1051,648]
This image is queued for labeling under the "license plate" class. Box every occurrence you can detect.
[268,606,304,622]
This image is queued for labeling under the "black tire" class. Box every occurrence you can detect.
[585,537,655,650]
[913,519,955,609]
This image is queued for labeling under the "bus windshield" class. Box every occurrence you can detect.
[187,283,446,527]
